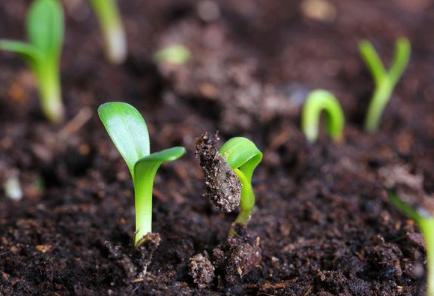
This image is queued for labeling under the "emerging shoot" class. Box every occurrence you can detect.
[98,102,185,247]
[389,193,434,296]
[0,0,64,123]
[90,0,127,64]
[154,44,191,65]
[196,134,262,236]
[359,38,411,133]
[301,89,345,143]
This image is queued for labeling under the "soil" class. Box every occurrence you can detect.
[1,0,434,295]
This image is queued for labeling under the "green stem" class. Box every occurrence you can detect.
[36,63,63,123]
[90,0,127,64]
[133,164,159,247]
[420,218,434,296]
[364,79,392,133]
[229,169,255,236]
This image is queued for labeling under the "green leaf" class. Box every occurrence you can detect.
[220,137,263,183]
[133,147,186,245]
[301,89,345,143]
[0,40,41,65]
[98,102,150,176]
[359,40,386,85]
[389,38,411,86]
[27,0,64,59]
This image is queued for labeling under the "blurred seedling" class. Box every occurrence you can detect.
[301,89,345,143]
[0,0,64,123]
[154,44,191,65]
[359,38,411,132]
[90,0,127,64]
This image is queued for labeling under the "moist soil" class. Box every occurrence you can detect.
[1,0,434,295]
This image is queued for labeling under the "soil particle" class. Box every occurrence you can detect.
[366,235,403,280]
[189,252,215,289]
[211,226,261,285]
[195,133,241,212]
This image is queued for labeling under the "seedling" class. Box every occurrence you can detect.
[301,89,345,143]
[154,44,191,65]
[90,0,127,64]
[0,0,64,123]
[220,137,263,236]
[359,38,411,132]
[98,102,185,247]
[389,193,434,296]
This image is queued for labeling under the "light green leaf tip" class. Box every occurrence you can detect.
[154,44,191,65]
[98,102,150,176]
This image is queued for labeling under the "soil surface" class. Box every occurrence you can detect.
[1,0,434,295]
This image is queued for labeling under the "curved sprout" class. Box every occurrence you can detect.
[98,102,186,247]
[389,193,434,296]
[301,89,345,143]
[220,137,262,236]
[359,38,411,132]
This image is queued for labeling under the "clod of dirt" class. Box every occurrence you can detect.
[104,240,137,281]
[195,133,241,212]
[103,232,161,283]
[189,252,215,289]
[211,226,262,284]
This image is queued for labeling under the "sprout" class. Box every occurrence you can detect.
[154,44,191,65]
[359,38,411,133]
[301,89,345,143]
[98,102,185,247]
[90,0,127,64]
[220,137,263,236]
[196,135,262,236]
[389,193,434,296]
[0,0,64,123]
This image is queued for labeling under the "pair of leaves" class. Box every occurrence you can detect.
[359,38,410,87]
[0,0,63,67]
[98,102,185,180]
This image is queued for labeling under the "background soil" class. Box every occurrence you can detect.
[0,0,433,295]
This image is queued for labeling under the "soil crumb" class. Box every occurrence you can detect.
[195,132,241,212]
[189,252,215,289]
[211,226,262,284]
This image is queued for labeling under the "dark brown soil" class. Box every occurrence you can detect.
[1,0,433,295]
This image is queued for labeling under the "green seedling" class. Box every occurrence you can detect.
[359,38,411,133]
[154,44,191,65]
[90,0,127,64]
[98,102,185,247]
[301,89,345,143]
[389,193,434,296]
[0,0,64,123]
[220,137,262,236]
